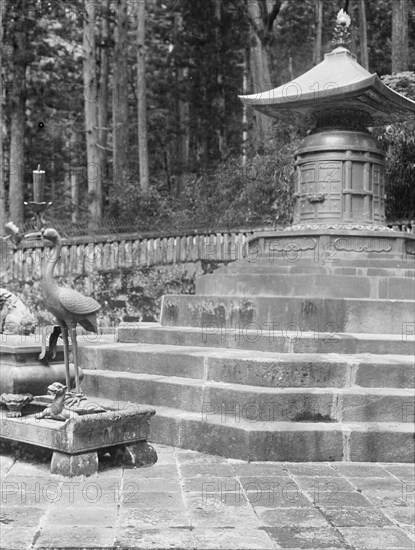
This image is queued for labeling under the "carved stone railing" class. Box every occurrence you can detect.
[3,223,413,283]
[3,229,256,283]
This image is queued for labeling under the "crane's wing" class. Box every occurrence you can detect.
[58,287,101,316]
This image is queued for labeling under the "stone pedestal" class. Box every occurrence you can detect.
[0,336,157,476]
[0,335,81,395]
[0,399,157,476]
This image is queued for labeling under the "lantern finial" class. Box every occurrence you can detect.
[332,9,351,49]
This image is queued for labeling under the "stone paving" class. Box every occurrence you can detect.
[0,443,414,550]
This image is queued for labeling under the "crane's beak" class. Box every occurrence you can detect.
[24,231,43,241]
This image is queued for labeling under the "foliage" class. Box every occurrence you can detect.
[6,262,204,328]
[1,0,415,228]
[376,72,415,220]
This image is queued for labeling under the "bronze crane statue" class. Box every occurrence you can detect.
[39,227,101,406]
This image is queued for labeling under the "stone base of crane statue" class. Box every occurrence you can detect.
[0,388,157,477]
[0,332,157,476]
[0,220,157,476]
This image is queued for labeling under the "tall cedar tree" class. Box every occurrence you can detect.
[83,0,102,227]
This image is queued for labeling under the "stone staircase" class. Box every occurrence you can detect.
[79,325,414,462]
[79,229,415,462]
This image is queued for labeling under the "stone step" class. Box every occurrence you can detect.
[150,408,414,462]
[79,341,415,388]
[236,251,415,267]
[196,272,415,299]
[219,261,415,277]
[117,323,415,355]
[82,369,415,424]
[74,392,415,461]
[158,295,414,334]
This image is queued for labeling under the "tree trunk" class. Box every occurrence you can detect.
[9,29,26,226]
[0,0,5,232]
[214,0,225,156]
[113,0,129,194]
[248,27,273,149]
[174,12,189,197]
[241,46,249,167]
[314,0,323,65]
[247,0,274,150]
[83,0,101,229]
[71,168,80,223]
[359,0,369,69]
[137,0,149,192]
[98,0,110,204]
[392,0,409,73]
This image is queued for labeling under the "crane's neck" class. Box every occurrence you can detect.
[42,238,61,288]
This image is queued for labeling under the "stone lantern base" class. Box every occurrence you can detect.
[155,229,415,335]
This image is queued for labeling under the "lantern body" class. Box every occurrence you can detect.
[293,130,385,228]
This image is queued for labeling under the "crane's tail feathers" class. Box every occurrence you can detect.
[79,314,98,333]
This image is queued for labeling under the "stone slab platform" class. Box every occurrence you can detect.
[159,294,414,334]
[0,397,156,476]
[1,443,414,550]
[0,335,80,395]
[118,323,415,355]
[78,340,415,388]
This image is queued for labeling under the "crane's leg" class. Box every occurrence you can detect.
[70,326,82,396]
[65,324,85,407]
[58,321,71,392]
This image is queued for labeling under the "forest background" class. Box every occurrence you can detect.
[0,0,414,237]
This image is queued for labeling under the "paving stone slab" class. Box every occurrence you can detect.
[121,490,186,510]
[264,526,349,549]
[0,487,53,508]
[314,491,373,508]
[49,488,120,508]
[247,489,313,509]
[384,465,415,481]
[184,492,262,528]
[33,524,116,548]
[400,524,415,537]
[381,506,415,526]
[346,477,407,492]
[285,464,341,477]
[0,528,40,550]
[43,505,118,527]
[257,507,330,528]
[176,450,230,464]
[180,463,236,478]
[6,458,51,477]
[182,476,242,493]
[292,475,356,493]
[115,527,195,549]
[320,507,393,527]
[123,463,179,478]
[0,506,45,529]
[233,463,291,477]
[154,452,177,465]
[338,526,414,549]
[362,490,414,508]
[0,455,15,478]
[192,528,276,549]
[238,475,297,491]
[332,463,394,478]
[127,476,182,492]
[118,507,190,529]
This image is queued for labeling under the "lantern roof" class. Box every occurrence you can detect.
[239,47,415,126]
